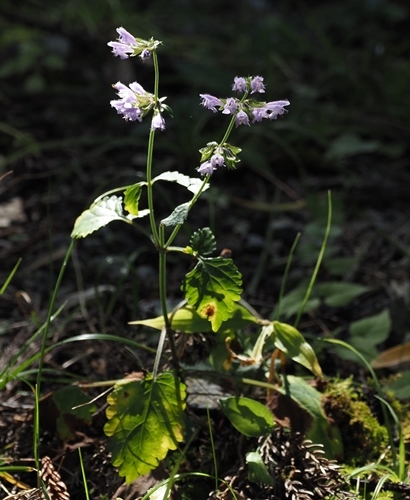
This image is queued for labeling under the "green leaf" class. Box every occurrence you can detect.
[51,386,97,440]
[152,171,209,195]
[278,285,320,319]
[220,397,274,437]
[161,202,190,226]
[346,309,391,361]
[124,183,143,216]
[129,302,260,333]
[317,282,369,307]
[104,372,186,482]
[184,257,242,332]
[246,451,274,485]
[189,227,217,256]
[71,195,150,238]
[273,321,323,378]
[277,375,343,459]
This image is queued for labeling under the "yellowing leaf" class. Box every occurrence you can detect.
[104,372,186,482]
[129,302,260,333]
[371,342,410,369]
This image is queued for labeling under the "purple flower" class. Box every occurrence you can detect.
[197,161,215,176]
[199,94,223,112]
[151,112,166,131]
[232,76,247,92]
[251,76,265,94]
[235,110,250,127]
[253,99,290,122]
[140,49,151,60]
[110,81,147,121]
[107,27,137,59]
[222,97,238,115]
[211,153,225,168]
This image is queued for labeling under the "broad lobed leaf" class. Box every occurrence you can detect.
[104,372,186,482]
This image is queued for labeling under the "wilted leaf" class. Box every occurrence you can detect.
[184,257,242,332]
[129,302,260,333]
[272,321,322,378]
[246,451,274,485]
[372,342,410,369]
[104,372,186,482]
[220,397,274,437]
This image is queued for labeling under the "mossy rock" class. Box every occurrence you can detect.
[323,378,388,465]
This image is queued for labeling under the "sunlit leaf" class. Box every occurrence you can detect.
[161,202,189,226]
[129,302,260,333]
[124,183,143,216]
[184,257,242,332]
[277,375,343,459]
[152,171,209,194]
[273,321,322,378]
[220,397,274,437]
[246,451,274,485]
[104,372,186,482]
[71,195,149,238]
[189,227,217,256]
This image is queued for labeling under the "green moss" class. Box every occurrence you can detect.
[323,378,388,466]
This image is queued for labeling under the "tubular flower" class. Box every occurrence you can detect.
[232,76,247,93]
[107,27,161,60]
[235,109,250,127]
[110,81,157,122]
[199,94,223,112]
[151,111,166,131]
[197,161,215,176]
[222,97,238,115]
[250,76,265,94]
[107,27,138,59]
[252,99,290,122]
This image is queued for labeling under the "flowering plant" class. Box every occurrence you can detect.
[70,27,330,490]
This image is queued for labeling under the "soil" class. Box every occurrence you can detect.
[1,29,410,500]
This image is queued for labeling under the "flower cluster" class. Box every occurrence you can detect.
[108,29,168,130]
[197,142,242,176]
[197,76,290,175]
[107,27,161,60]
[200,75,289,128]
[110,81,169,130]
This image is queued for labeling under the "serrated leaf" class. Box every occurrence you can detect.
[277,375,343,459]
[153,171,209,194]
[104,372,186,482]
[246,451,274,485]
[273,321,323,378]
[161,202,190,226]
[51,386,97,440]
[71,195,131,238]
[220,397,274,437]
[184,257,242,332]
[189,227,216,256]
[124,183,143,216]
[129,302,260,333]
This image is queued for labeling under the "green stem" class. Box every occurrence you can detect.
[145,50,161,247]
